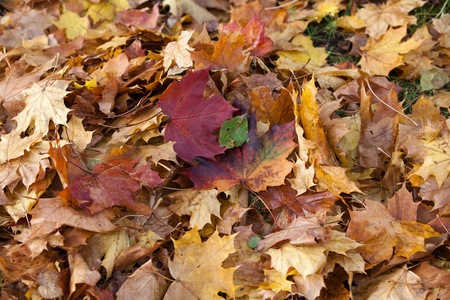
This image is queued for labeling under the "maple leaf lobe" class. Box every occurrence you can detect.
[158,68,236,162]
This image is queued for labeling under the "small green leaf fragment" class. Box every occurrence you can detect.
[248,236,261,249]
[219,115,249,149]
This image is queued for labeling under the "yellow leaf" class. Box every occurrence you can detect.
[300,77,338,166]
[61,116,93,153]
[257,268,294,294]
[0,130,41,164]
[359,26,423,76]
[315,165,362,197]
[167,188,221,230]
[83,0,129,24]
[267,244,327,278]
[277,35,328,72]
[13,81,71,135]
[165,228,238,299]
[53,8,89,40]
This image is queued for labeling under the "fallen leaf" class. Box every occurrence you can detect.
[357,0,425,39]
[191,31,250,75]
[162,30,194,71]
[164,228,238,299]
[157,68,236,162]
[13,81,71,135]
[167,188,221,229]
[69,156,162,214]
[186,116,296,193]
[116,259,169,300]
[347,199,441,263]
[354,265,427,300]
[359,26,423,76]
[267,243,327,277]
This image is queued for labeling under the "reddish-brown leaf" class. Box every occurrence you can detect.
[186,115,296,193]
[157,68,236,162]
[222,14,274,58]
[259,183,339,220]
[69,157,162,214]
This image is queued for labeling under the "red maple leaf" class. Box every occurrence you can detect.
[185,115,296,192]
[157,68,236,162]
[69,157,162,214]
[222,14,274,58]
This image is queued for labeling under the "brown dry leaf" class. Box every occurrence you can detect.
[162,30,194,71]
[167,188,221,230]
[68,253,101,296]
[163,0,217,24]
[0,6,53,49]
[356,0,425,39]
[288,154,316,195]
[257,268,294,295]
[256,213,331,252]
[359,26,423,76]
[347,199,441,264]
[108,105,164,146]
[0,58,57,116]
[354,265,427,300]
[250,83,295,127]
[61,116,93,153]
[419,176,450,210]
[26,197,116,239]
[259,183,338,220]
[402,120,450,187]
[412,262,450,300]
[116,259,169,300]
[191,31,250,75]
[358,84,399,170]
[81,230,130,278]
[164,228,238,299]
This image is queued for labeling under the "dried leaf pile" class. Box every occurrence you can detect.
[0,0,449,299]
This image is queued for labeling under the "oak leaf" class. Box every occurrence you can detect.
[164,228,238,299]
[186,116,296,193]
[157,68,236,162]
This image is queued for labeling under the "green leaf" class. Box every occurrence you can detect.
[219,115,249,149]
[248,236,261,249]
